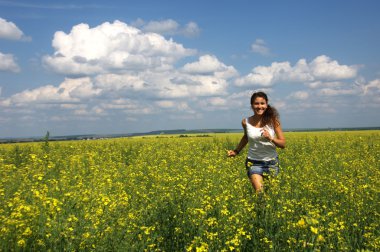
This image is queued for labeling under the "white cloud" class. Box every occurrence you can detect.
[94,73,219,99]
[43,20,196,75]
[94,61,232,99]
[363,79,380,94]
[94,73,147,91]
[308,81,344,89]
[157,74,229,98]
[207,97,226,106]
[60,103,87,110]
[251,39,270,56]
[288,91,309,100]
[140,19,179,34]
[134,19,200,37]
[1,77,100,106]
[199,97,227,110]
[197,90,254,112]
[123,106,155,115]
[182,55,238,78]
[0,17,25,40]
[21,21,234,111]
[235,55,358,87]
[155,100,175,108]
[177,102,192,111]
[154,100,194,113]
[181,22,200,37]
[310,55,358,80]
[0,59,234,112]
[235,61,291,87]
[317,88,356,96]
[100,99,138,110]
[0,51,20,72]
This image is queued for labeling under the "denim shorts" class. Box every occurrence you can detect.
[245,157,279,177]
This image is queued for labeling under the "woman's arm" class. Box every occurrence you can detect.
[227,119,248,156]
[272,123,286,149]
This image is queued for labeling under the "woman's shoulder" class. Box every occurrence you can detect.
[241,117,249,126]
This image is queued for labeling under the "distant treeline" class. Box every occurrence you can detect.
[1,127,379,144]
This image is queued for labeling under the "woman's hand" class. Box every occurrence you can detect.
[227,150,237,157]
[260,128,273,141]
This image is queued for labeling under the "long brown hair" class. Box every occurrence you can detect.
[250,91,280,127]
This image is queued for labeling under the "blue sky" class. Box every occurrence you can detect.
[0,0,379,137]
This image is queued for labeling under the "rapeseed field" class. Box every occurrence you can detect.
[0,131,379,251]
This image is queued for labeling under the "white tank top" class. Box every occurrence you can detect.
[246,117,277,161]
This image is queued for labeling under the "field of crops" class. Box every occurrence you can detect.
[0,131,379,251]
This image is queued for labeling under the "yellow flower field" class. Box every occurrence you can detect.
[0,131,379,251]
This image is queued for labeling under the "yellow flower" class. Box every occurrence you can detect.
[17,239,26,248]
[37,239,45,247]
[82,232,91,239]
[310,226,319,234]
[317,235,325,242]
[297,218,306,228]
[22,227,33,237]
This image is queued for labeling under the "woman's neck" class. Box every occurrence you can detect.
[250,114,264,127]
[252,114,263,120]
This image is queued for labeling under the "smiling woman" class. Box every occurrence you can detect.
[228,91,286,192]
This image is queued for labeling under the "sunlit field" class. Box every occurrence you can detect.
[1,131,379,251]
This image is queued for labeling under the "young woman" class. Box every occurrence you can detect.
[227,91,285,192]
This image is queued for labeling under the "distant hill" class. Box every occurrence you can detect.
[129,128,242,136]
[0,129,242,143]
[1,127,379,144]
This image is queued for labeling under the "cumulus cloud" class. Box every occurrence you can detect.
[0,17,24,40]
[310,55,358,80]
[134,18,200,37]
[362,79,380,95]
[197,90,258,112]
[251,39,271,56]
[1,77,101,106]
[89,55,237,98]
[94,69,231,99]
[94,73,147,92]
[199,97,227,110]
[235,55,358,87]
[156,74,229,98]
[22,20,235,113]
[43,20,196,75]
[0,65,231,114]
[181,22,200,37]
[0,51,20,72]
[139,19,179,34]
[312,78,380,98]
[182,54,238,78]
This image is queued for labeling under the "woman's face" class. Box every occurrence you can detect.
[252,97,268,115]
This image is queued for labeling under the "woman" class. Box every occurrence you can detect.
[227,91,285,192]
